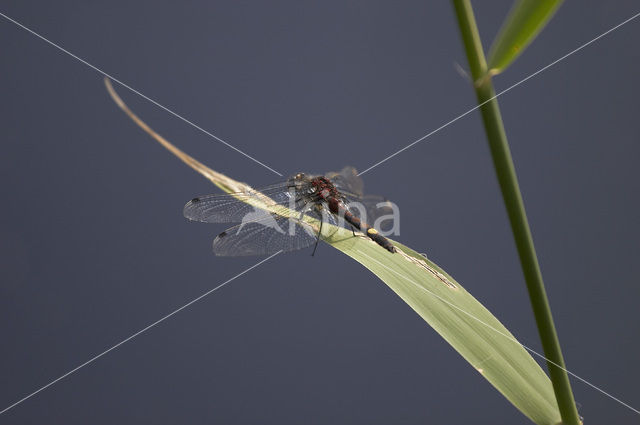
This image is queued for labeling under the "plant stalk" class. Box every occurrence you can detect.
[451,1,580,424]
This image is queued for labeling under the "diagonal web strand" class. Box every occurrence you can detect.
[0,11,283,177]
[358,250,640,416]
[357,11,640,176]
[0,252,281,416]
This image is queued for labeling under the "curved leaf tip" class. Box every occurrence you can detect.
[487,0,564,76]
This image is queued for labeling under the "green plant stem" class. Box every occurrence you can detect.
[451,1,580,424]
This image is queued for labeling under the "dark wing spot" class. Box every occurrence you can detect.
[191,197,200,203]
[218,231,228,238]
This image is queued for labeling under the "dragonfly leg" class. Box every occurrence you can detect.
[295,197,307,208]
[350,225,356,236]
[311,219,323,256]
[298,203,312,220]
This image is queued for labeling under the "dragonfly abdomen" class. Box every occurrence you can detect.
[338,204,395,253]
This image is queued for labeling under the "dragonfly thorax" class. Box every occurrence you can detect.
[310,177,341,200]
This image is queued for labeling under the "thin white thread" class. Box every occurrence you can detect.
[357,249,640,415]
[357,11,640,176]
[2,3,639,416]
[0,251,281,416]
[0,11,283,177]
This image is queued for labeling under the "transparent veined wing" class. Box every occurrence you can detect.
[212,213,338,256]
[325,166,364,197]
[326,166,395,226]
[183,183,295,223]
[340,193,394,223]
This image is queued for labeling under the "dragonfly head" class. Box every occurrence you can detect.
[290,172,312,194]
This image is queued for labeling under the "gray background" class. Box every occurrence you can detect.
[1,1,639,424]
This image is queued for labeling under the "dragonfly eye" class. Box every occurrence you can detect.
[295,173,306,180]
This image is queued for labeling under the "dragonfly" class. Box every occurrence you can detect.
[183,166,396,256]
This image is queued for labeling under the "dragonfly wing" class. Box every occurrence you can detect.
[325,166,364,197]
[184,183,295,223]
[338,192,394,228]
[325,166,394,226]
[212,215,319,256]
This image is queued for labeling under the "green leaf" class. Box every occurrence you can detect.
[331,236,561,425]
[106,78,562,424]
[453,2,579,422]
[487,0,564,76]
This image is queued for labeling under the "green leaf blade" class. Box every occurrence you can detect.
[487,0,564,75]
[330,236,561,425]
